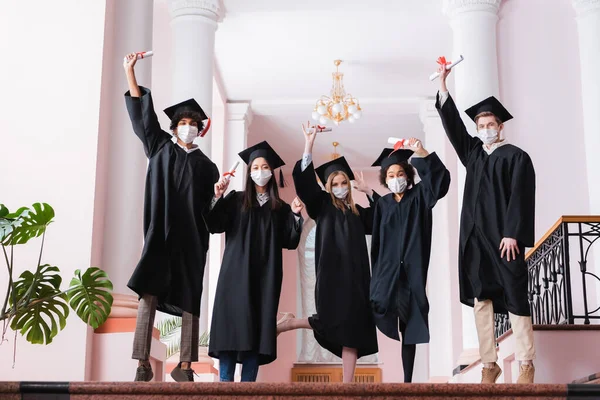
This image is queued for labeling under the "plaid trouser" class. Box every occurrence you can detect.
[132,294,199,362]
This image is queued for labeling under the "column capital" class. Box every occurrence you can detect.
[419,97,440,124]
[168,0,223,22]
[443,0,502,19]
[572,0,600,17]
[227,102,253,126]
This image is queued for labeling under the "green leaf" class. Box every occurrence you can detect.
[10,286,69,344]
[11,264,62,307]
[4,203,54,246]
[0,204,8,218]
[67,267,113,329]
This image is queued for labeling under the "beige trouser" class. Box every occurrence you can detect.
[474,298,535,362]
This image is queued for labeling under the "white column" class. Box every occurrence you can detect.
[573,0,600,214]
[572,0,600,313]
[442,0,502,357]
[420,98,463,380]
[225,103,253,191]
[168,0,221,157]
[96,0,154,299]
[206,103,252,329]
[168,0,222,335]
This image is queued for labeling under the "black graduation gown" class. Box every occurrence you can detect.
[292,160,379,359]
[204,191,302,365]
[436,93,536,316]
[370,153,450,345]
[125,87,219,317]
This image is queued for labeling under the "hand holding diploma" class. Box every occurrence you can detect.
[214,161,239,198]
[429,55,463,81]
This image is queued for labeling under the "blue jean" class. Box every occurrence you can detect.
[219,351,260,382]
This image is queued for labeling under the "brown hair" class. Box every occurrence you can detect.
[475,111,502,126]
[242,163,282,211]
[325,171,359,216]
[378,161,416,188]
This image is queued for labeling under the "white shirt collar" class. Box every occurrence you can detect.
[175,141,200,154]
[483,139,508,155]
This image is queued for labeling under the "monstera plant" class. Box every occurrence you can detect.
[0,203,113,351]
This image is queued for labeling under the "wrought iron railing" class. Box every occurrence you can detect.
[494,216,600,339]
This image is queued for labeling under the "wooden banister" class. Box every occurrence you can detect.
[525,215,600,260]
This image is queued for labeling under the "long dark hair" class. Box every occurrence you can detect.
[242,163,283,211]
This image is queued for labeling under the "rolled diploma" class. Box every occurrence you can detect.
[123,51,154,62]
[388,137,409,146]
[429,55,464,81]
[224,161,240,182]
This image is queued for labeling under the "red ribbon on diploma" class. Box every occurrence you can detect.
[437,56,450,67]
[199,118,211,137]
[223,170,235,178]
[393,141,404,151]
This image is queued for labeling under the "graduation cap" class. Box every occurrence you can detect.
[464,96,513,124]
[372,148,414,170]
[238,141,287,188]
[163,98,208,121]
[315,156,355,186]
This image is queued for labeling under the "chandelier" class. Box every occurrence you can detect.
[330,142,341,160]
[311,60,362,126]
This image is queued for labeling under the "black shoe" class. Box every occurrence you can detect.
[135,364,154,382]
[170,362,195,382]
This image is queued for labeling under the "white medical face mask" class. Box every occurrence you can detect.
[387,177,407,194]
[176,124,199,144]
[477,128,499,145]
[332,186,349,199]
[251,169,272,187]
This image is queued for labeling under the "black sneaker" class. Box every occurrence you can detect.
[134,364,154,382]
[170,362,195,382]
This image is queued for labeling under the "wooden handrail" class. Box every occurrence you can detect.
[525,215,600,260]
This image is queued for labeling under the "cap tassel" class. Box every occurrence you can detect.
[279,168,286,188]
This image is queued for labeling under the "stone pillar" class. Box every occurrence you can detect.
[442,0,503,360]
[420,98,463,380]
[91,0,167,381]
[572,0,600,315]
[168,0,222,336]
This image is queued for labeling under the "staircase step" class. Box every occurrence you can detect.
[3,382,600,399]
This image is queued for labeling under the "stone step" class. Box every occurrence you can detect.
[2,382,600,400]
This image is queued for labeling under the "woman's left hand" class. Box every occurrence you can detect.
[352,171,373,196]
[291,197,304,214]
[405,137,429,157]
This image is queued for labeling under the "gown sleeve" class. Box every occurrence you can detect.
[435,92,481,167]
[124,86,172,158]
[292,159,327,219]
[503,151,536,247]
[358,191,380,235]
[203,191,237,234]
[411,152,451,209]
[280,203,304,250]
[370,200,383,268]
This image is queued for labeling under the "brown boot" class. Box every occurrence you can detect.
[517,364,535,383]
[481,363,501,384]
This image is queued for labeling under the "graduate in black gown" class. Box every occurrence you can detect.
[277,123,378,383]
[123,53,219,382]
[436,64,536,383]
[370,138,450,383]
[203,141,304,382]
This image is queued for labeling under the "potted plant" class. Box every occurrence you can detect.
[157,316,211,366]
[0,203,113,360]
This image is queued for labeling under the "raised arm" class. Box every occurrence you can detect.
[123,53,171,158]
[407,139,451,209]
[435,65,480,166]
[292,122,326,219]
[281,199,304,250]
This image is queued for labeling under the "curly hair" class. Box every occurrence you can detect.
[378,161,416,188]
[169,111,205,131]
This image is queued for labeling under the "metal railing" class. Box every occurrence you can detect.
[494,216,600,338]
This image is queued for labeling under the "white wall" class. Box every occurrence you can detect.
[0,0,107,380]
